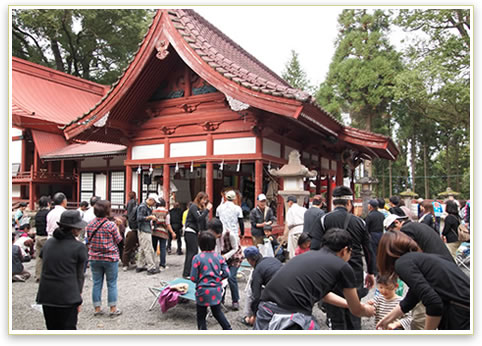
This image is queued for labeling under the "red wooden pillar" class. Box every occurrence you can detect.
[163,164,170,208]
[277,178,284,227]
[76,166,81,203]
[33,147,38,172]
[336,160,343,186]
[47,161,52,173]
[29,181,34,210]
[327,174,332,212]
[206,134,213,217]
[21,131,27,172]
[60,160,65,178]
[125,166,132,203]
[255,160,263,202]
[125,146,133,203]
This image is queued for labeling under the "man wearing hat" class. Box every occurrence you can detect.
[216,190,244,237]
[282,195,307,259]
[242,246,283,326]
[365,199,385,256]
[136,194,161,275]
[249,194,276,247]
[319,185,376,330]
[303,195,326,250]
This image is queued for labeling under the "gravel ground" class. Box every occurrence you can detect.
[11,243,376,332]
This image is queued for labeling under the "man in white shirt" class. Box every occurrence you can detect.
[82,196,100,224]
[46,192,67,238]
[283,195,307,259]
[216,190,244,237]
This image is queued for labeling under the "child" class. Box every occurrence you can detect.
[190,231,232,330]
[369,274,412,330]
[295,232,311,256]
[263,226,287,262]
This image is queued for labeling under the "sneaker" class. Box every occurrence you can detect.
[122,266,128,272]
[160,265,169,270]
[232,302,239,311]
[12,275,25,282]
[135,267,147,273]
[177,251,183,255]
[147,268,161,275]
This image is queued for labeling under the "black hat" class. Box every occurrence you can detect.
[287,195,297,203]
[369,199,379,208]
[333,185,353,198]
[19,202,27,207]
[57,210,87,229]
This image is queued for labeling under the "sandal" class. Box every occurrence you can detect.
[109,309,122,316]
[239,316,252,327]
[93,310,104,316]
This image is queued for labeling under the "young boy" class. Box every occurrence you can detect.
[368,275,412,330]
[263,226,287,262]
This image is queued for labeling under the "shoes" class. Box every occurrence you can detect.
[109,309,122,316]
[167,249,172,255]
[147,268,160,275]
[122,266,128,272]
[93,310,104,316]
[135,267,147,273]
[160,265,169,270]
[232,302,239,311]
[12,275,25,282]
[177,251,183,255]
[239,316,252,327]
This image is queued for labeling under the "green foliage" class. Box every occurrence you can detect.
[281,50,312,93]
[315,9,402,132]
[12,9,154,84]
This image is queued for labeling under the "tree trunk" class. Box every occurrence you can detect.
[50,39,65,72]
[411,135,416,192]
[423,143,429,199]
[446,137,452,189]
[454,139,460,192]
[364,112,373,178]
[388,160,392,197]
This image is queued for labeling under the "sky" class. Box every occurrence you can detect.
[195,6,408,88]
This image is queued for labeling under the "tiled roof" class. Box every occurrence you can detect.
[42,141,126,160]
[169,9,311,101]
[31,130,68,157]
[12,57,108,126]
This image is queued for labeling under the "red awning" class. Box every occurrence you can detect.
[42,141,126,161]
[31,130,68,158]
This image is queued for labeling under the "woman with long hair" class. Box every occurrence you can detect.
[182,191,212,278]
[376,231,470,330]
[36,210,88,330]
[86,200,123,316]
[442,200,462,258]
[418,201,437,233]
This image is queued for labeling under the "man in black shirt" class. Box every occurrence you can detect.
[303,195,325,250]
[319,186,376,330]
[254,228,375,330]
[365,199,385,257]
[34,196,51,282]
[383,214,454,262]
[249,194,276,246]
[242,246,282,326]
[388,196,406,217]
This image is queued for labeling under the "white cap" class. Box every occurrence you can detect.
[147,193,161,203]
[225,190,236,201]
[383,214,406,230]
[257,193,267,201]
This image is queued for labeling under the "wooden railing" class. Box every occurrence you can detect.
[12,168,78,182]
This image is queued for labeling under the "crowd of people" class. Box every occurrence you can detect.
[11,186,470,331]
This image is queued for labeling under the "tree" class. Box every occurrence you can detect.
[12,9,154,84]
[281,50,312,92]
[394,9,470,198]
[315,9,402,179]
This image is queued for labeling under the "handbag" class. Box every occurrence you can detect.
[457,223,470,242]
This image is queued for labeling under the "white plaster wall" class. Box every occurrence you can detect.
[170,141,206,157]
[262,138,281,158]
[131,144,165,160]
[213,137,256,155]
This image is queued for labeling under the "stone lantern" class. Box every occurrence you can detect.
[269,150,317,212]
[400,188,418,219]
[438,187,460,201]
[354,176,378,218]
